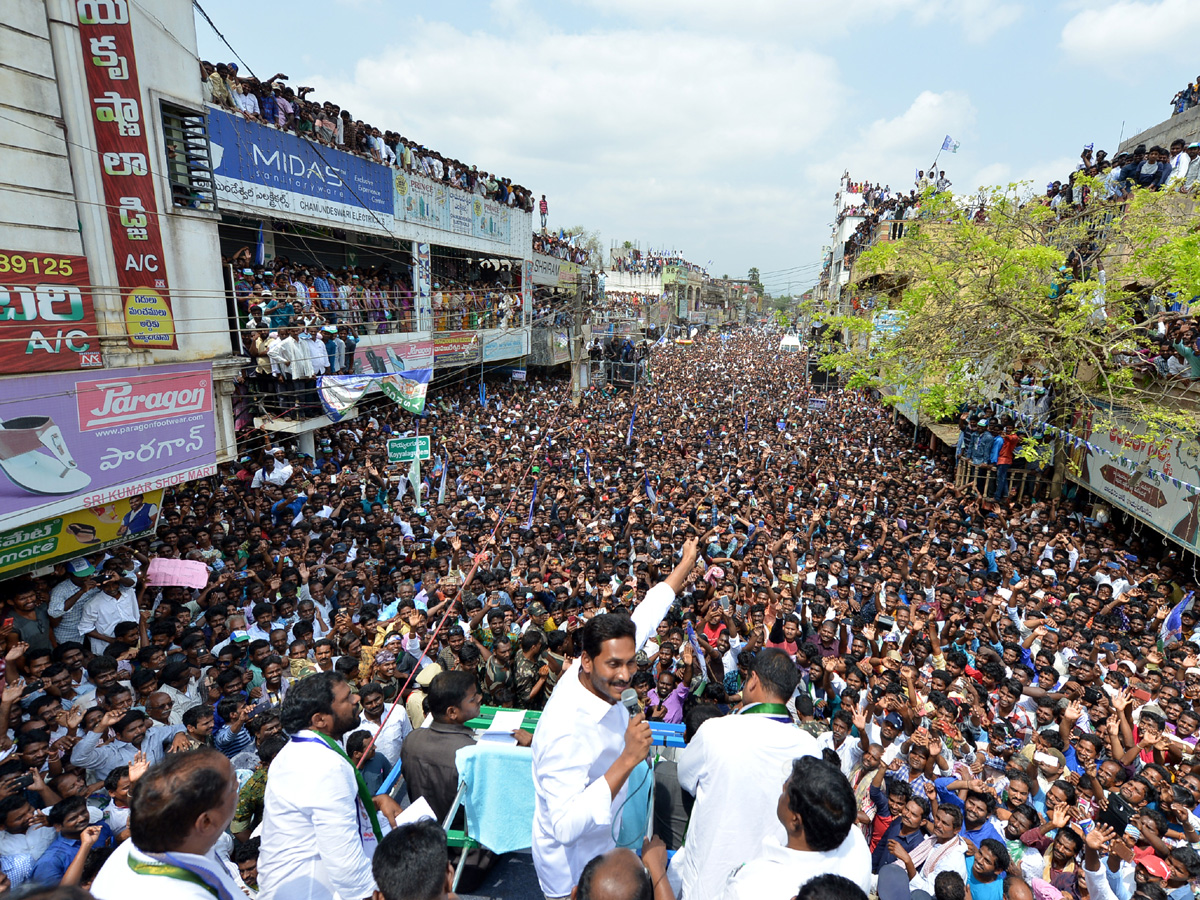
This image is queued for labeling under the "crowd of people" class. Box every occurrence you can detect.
[611,250,707,277]
[590,291,655,322]
[1041,141,1200,217]
[229,254,420,335]
[533,231,594,268]
[842,189,923,264]
[1170,79,1200,116]
[200,62,537,214]
[225,251,526,416]
[1,328,1199,900]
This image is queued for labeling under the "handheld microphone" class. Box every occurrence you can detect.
[620,688,639,715]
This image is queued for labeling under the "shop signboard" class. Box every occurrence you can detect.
[557,261,581,287]
[0,250,103,373]
[531,254,560,287]
[354,338,435,374]
[482,327,529,362]
[0,489,164,580]
[208,107,394,233]
[1068,412,1200,551]
[0,363,216,531]
[76,0,178,348]
[434,331,481,365]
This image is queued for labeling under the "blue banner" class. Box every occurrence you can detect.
[208,107,394,230]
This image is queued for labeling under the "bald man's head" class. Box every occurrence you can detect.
[1002,877,1034,900]
[573,849,651,900]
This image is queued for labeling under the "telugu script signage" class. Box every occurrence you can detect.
[0,489,163,581]
[208,107,393,231]
[0,363,217,531]
[76,0,177,349]
[0,250,102,373]
[433,331,481,365]
[386,436,431,464]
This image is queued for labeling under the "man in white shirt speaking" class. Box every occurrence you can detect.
[667,648,820,900]
[531,534,702,900]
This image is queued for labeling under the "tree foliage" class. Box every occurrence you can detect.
[748,267,765,296]
[818,182,1200,441]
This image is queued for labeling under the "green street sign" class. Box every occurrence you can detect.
[387,436,431,464]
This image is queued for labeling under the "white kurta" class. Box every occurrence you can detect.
[531,580,677,898]
[91,840,245,900]
[258,730,380,900]
[354,706,412,767]
[669,713,820,900]
[717,831,873,900]
[817,731,863,777]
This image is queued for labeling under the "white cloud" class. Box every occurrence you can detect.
[966,155,1078,195]
[572,0,1022,43]
[302,20,847,275]
[913,0,1024,43]
[805,90,978,194]
[1060,0,1200,65]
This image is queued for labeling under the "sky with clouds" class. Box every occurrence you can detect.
[193,0,1200,296]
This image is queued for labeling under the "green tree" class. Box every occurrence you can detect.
[748,267,765,295]
[819,183,1200,441]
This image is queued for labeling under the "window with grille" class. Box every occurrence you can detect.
[160,102,216,211]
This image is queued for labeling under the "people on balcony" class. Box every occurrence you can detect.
[199,62,536,213]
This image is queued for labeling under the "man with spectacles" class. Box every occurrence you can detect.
[144,692,175,727]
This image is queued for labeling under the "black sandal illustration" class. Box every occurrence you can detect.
[0,416,92,495]
[67,522,100,544]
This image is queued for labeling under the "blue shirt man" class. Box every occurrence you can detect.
[32,798,114,885]
[970,426,999,467]
[935,779,1006,846]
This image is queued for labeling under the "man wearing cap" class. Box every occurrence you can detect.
[522,601,554,634]
[1081,823,1181,900]
[47,559,100,646]
[1181,142,1200,194]
[323,325,346,373]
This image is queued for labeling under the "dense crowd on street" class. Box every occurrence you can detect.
[1,328,1198,900]
[200,62,536,213]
